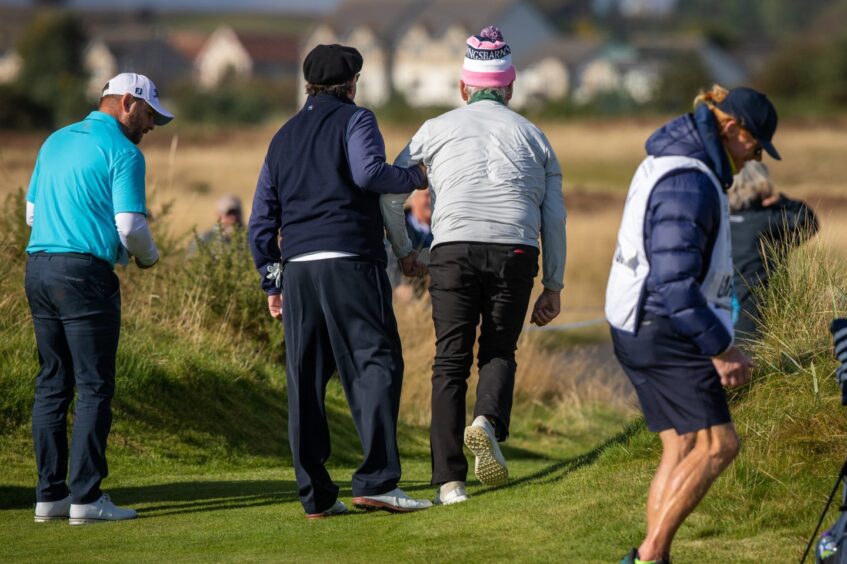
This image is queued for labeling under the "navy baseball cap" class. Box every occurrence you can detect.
[716,87,780,160]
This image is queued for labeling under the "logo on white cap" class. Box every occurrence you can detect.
[102,73,174,126]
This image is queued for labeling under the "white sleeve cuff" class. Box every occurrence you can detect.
[26,201,35,227]
[115,212,158,266]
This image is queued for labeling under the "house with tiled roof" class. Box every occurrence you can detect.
[510,36,604,108]
[391,0,556,107]
[298,0,428,107]
[194,25,299,89]
[83,36,191,99]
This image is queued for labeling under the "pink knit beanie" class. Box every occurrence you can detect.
[461,26,516,88]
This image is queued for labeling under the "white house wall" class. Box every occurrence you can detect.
[511,57,568,109]
[393,24,466,107]
[574,58,621,104]
[0,51,21,85]
[623,67,659,104]
[297,25,391,108]
[392,2,557,108]
[298,24,340,107]
[347,27,390,107]
[195,26,253,89]
[83,39,117,101]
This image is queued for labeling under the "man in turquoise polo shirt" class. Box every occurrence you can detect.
[25,73,173,525]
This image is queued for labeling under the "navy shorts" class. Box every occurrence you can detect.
[611,313,731,435]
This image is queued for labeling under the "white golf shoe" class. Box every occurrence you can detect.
[464,415,509,486]
[34,494,71,522]
[434,481,469,506]
[352,487,433,513]
[306,500,349,520]
[69,494,138,525]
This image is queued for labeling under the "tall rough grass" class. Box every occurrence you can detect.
[0,189,289,463]
[699,237,847,541]
[750,236,846,378]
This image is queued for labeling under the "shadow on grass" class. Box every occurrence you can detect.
[473,418,646,496]
[109,480,302,517]
[0,486,32,510]
[1,476,437,515]
[0,481,304,514]
[125,477,438,518]
[500,442,552,461]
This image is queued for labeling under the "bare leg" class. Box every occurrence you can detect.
[645,430,695,543]
[638,423,740,561]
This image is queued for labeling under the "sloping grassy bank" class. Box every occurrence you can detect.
[0,190,295,467]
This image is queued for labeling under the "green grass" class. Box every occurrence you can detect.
[3,192,847,562]
[0,391,636,562]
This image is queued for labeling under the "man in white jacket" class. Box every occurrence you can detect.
[382,26,567,505]
[25,73,171,525]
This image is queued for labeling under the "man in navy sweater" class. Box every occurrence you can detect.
[248,44,431,519]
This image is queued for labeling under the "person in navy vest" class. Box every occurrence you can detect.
[606,85,780,564]
[248,44,431,519]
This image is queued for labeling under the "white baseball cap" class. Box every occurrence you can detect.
[101,72,174,126]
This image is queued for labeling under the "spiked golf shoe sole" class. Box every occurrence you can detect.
[351,497,416,513]
[464,424,508,486]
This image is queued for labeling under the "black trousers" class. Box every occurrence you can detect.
[282,258,404,514]
[428,242,538,485]
[25,253,121,504]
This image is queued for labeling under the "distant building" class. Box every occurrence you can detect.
[194,25,299,89]
[592,0,678,18]
[392,0,557,108]
[567,37,749,105]
[298,0,427,107]
[301,0,557,109]
[83,36,192,100]
[0,50,21,84]
[0,7,32,85]
[619,0,678,18]
[0,2,751,111]
[631,36,749,90]
[511,37,604,108]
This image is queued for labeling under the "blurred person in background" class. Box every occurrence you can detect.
[385,189,434,301]
[403,188,434,253]
[248,44,431,519]
[606,85,780,564]
[188,194,244,254]
[382,26,567,506]
[25,72,172,525]
[729,161,818,342]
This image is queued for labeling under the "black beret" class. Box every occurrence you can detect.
[303,44,363,86]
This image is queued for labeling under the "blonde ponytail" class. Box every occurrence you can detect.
[693,84,729,110]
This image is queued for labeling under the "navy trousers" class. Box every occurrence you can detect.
[282,257,404,514]
[25,253,121,504]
